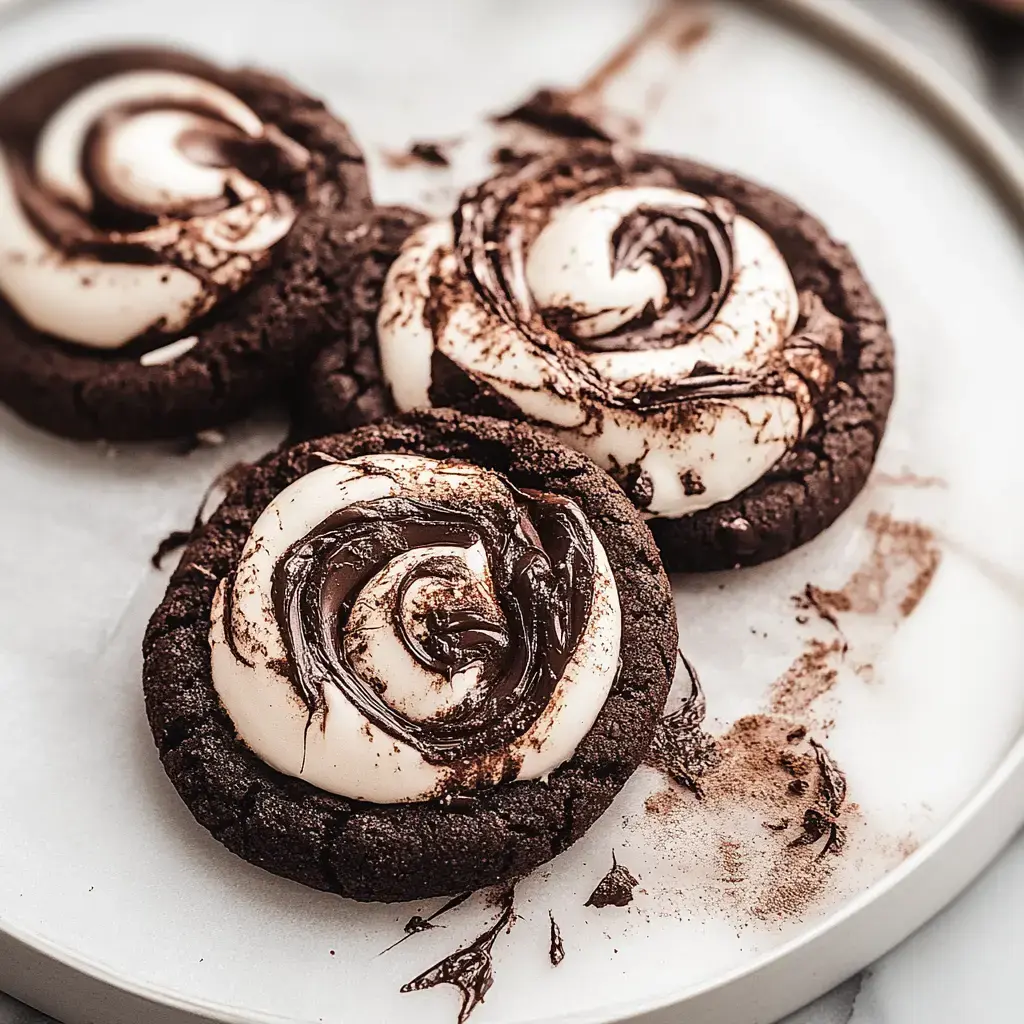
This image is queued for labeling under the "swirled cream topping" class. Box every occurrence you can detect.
[0,49,309,349]
[210,454,621,804]
[377,146,844,518]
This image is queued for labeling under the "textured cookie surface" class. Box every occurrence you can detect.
[0,49,372,441]
[143,410,677,902]
[297,148,894,572]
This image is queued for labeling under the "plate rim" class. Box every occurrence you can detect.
[1,1,1023,1022]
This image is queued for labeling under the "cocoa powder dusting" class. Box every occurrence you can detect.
[768,640,844,717]
[796,513,941,624]
[641,715,852,922]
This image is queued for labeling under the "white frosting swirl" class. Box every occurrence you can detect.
[377,158,844,519]
[210,454,621,804]
[0,59,309,349]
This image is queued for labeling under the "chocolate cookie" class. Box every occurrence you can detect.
[0,47,372,441]
[143,410,677,902]
[297,143,894,572]
[292,206,426,439]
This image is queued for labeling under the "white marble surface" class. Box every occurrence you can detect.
[0,1,1021,1022]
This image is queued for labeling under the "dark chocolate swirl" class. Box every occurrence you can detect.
[0,48,309,349]
[270,486,596,764]
[455,147,735,358]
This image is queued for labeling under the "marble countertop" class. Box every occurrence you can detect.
[0,1,1021,1022]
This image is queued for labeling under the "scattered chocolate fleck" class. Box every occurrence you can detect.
[401,889,515,1024]
[548,912,565,966]
[410,141,452,166]
[150,529,192,569]
[763,819,791,832]
[404,916,437,936]
[793,583,846,637]
[679,470,706,496]
[646,654,719,797]
[382,140,455,169]
[380,891,473,956]
[585,851,639,909]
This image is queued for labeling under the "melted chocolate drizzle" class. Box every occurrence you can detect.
[401,888,515,1024]
[451,146,817,411]
[267,474,596,764]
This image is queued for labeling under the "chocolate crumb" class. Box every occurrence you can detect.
[787,726,807,744]
[548,912,565,966]
[763,819,791,832]
[404,916,436,936]
[401,889,515,1024]
[585,851,639,908]
[382,140,455,169]
[788,779,810,796]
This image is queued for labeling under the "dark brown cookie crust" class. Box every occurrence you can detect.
[295,149,895,573]
[0,50,372,441]
[143,410,677,903]
[292,205,426,440]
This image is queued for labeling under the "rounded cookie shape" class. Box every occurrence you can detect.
[298,143,894,571]
[143,410,677,902]
[0,47,372,441]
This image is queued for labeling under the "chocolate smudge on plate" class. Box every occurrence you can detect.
[585,851,639,908]
[401,888,515,1024]
[548,911,565,966]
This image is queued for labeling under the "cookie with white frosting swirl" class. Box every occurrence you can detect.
[143,410,676,901]
[0,48,371,440]
[299,144,894,571]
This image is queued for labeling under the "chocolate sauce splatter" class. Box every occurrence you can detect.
[150,529,192,569]
[585,851,638,909]
[380,891,473,955]
[646,654,718,797]
[789,740,847,858]
[401,889,515,1024]
[548,911,565,966]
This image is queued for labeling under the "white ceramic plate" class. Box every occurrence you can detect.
[1,1,1023,1023]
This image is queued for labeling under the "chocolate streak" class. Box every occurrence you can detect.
[266,475,596,764]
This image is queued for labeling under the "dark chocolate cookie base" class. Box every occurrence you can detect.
[291,206,426,440]
[143,410,677,903]
[0,51,372,442]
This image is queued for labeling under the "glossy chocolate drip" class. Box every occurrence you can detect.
[269,484,596,764]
